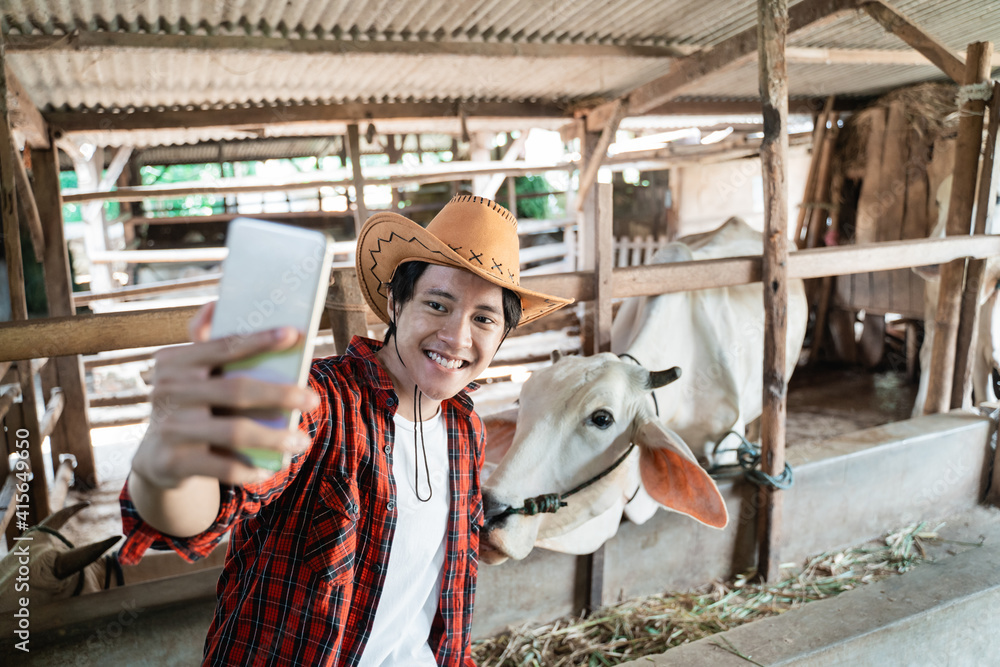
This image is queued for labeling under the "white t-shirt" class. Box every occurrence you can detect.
[358,408,451,666]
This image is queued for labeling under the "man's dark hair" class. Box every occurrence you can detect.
[383,260,522,344]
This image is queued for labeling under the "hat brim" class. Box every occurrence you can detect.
[356,211,573,327]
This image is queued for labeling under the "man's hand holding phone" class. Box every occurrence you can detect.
[130,302,319,490]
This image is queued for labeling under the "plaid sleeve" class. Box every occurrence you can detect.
[119,371,331,566]
[118,479,241,564]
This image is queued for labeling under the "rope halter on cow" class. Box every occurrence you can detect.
[714,430,794,490]
[492,361,681,519]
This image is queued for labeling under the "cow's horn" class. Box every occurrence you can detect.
[647,367,682,389]
[550,349,562,363]
[53,535,122,580]
[39,501,91,530]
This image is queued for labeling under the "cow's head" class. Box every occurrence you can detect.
[0,502,121,612]
[481,354,728,564]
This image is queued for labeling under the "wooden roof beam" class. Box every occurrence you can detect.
[581,0,863,131]
[4,65,48,149]
[5,31,691,60]
[860,1,966,84]
[45,100,569,135]
[786,46,1000,68]
[12,145,44,259]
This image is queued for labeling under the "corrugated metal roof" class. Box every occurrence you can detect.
[682,61,957,100]
[6,0,995,49]
[1,0,750,46]
[10,49,668,111]
[793,0,1000,51]
[5,0,998,149]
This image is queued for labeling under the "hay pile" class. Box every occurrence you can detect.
[473,522,967,666]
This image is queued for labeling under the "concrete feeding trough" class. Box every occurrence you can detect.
[621,515,1000,666]
[1,412,995,664]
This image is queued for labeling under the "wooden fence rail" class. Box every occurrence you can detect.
[5,234,1000,363]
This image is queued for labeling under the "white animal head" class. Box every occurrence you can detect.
[0,502,120,612]
[481,354,728,565]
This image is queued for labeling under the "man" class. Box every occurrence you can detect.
[119,195,572,665]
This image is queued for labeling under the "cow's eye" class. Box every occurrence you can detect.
[588,409,615,430]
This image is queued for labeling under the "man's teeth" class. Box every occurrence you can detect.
[427,351,465,369]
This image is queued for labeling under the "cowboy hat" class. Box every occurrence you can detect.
[356,195,574,326]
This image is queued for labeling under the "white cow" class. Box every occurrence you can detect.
[912,176,1000,415]
[481,218,808,563]
[612,217,808,466]
[480,355,728,564]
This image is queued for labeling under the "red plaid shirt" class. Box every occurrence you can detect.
[120,337,485,666]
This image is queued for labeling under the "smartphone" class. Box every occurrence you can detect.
[210,218,334,471]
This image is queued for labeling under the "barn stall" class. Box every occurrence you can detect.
[1,0,999,664]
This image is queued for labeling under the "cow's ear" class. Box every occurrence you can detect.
[636,421,728,529]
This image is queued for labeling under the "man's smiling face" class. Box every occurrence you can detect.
[379,264,506,415]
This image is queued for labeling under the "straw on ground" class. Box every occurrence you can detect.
[473,522,976,666]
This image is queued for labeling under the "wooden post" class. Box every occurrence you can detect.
[578,129,601,354]
[325,267,368,355]
[506,176,517,217]
[34,138,97,487]
[1,33,50,522]
[924,42,994,415]
[795,97,834,248]
[756,0,790,583]
[469,131,493,198]
[952,79,1000,408]
[806,168,844,364]
[803,111,838,249]
[346,123,367,236]
[578,181,615,611]
[576,100,627,211]
[590,183,614,356]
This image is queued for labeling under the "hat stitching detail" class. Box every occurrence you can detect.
[491,259,503,273]
[451,194,517,228]
[469,249,484,265]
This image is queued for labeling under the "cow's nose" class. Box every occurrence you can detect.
[482,493,511,524]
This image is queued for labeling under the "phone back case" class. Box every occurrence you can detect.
[210,218,334,469]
